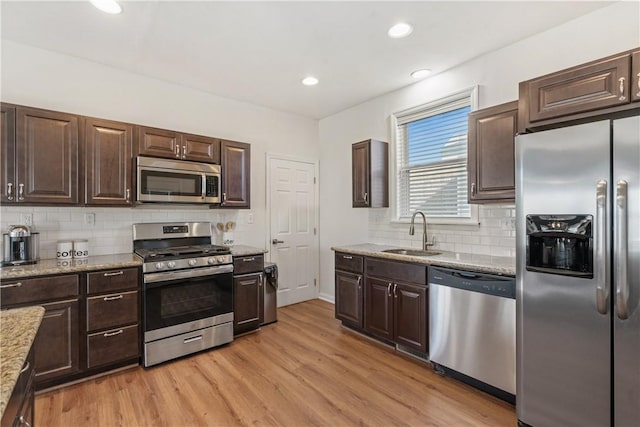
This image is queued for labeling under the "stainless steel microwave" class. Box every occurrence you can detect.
[136,156,221,204]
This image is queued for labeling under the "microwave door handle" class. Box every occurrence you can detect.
[201,175,207,200]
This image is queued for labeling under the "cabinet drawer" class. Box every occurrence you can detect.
[86,290,139,332]
[87,268,138,294]
[233,255,264,275]
[0,275,78,306]
[365,257,427,285]
[87,324,139,369]
[335,252,364,273]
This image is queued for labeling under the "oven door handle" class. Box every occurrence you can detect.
[144,264,234,284]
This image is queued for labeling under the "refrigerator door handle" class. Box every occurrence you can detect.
[615,180,630,320]
[595,180,609,315]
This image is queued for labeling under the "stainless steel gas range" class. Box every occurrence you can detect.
[133,222,233,367]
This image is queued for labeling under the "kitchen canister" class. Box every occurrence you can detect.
[73,239,89,258]
[56,241,73,260]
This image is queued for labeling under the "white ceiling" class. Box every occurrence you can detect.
[1,1,612,119]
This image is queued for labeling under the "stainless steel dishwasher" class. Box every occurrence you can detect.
[429,266,515,402]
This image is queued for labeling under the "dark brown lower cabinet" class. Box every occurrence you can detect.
[335,270,363,327]
[233,273,262,335]
[364,276,393,340]
[33,299,81,384]
[393,282,427,352]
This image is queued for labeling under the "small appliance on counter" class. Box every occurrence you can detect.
[2,224,39,267]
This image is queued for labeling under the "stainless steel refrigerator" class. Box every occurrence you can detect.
[515,116,639,427]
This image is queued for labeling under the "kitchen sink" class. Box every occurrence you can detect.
[381,248,442,257]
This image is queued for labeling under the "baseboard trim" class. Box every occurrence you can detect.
[318,293,334,304]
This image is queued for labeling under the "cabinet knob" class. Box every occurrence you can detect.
[6,183,13,200]
[393,283,398,298]
[618,77,626,101]
[126,188,130,202]
[18,183,24,201]
[364,192,368,204]
[175,144,181,158]
[18,416,31,427]
[471,182,476,196]
[387,283,392,297]
[19,360,30,374]
[636,72,640,97]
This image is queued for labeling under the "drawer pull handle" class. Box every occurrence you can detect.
[103,271,124,277]
[184,335,203,344]
[0,282,22,289]
[103,294,124,301]
[19,361,30,374]
[618,77,626,101]
[18,416,31,427]
[242,257,255,262]
[342,255,353,260]
[103,329,124,337]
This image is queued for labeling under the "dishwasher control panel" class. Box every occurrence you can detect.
[428,267,515,299]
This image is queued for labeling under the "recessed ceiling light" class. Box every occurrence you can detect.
[90,0,122,14]
[302,76,319,86]
[388,23,413,39]
[411,69,432,79]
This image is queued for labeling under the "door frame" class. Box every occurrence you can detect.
[265,153,320,300]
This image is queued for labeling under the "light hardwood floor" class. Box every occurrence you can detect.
[36,299,516,426]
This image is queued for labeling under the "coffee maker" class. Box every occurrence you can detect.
[2,225,40,267]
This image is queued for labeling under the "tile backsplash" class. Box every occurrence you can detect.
[0,206,249,260]
[368,205,516,258]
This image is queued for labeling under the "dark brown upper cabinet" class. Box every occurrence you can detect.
[8,107,80,204]
[632,50,640,103]
[468,101,518,204]
[84,117,133,206]
[352,139,388,208]
[519,48,640,132]
[1,103,16,204]
[220,139,250,208]
[136,126,220,163]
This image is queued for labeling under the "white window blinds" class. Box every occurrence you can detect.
[396,94,472,219]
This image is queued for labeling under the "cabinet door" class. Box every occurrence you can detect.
[33,299,80,385]
[15,107,79,204]
[84,117,133,205]
[524,53,630,123]
[632,50,640,103]
[335,271,363,327]
[220,139,250,208]
[393,282,428,353]
[364,276,393,340]
[233,273,261,334]
[468,101,518,203]
[352,141,370,207]
[183,133,220,163]
[1,104,16,204]
[136,126,181,159]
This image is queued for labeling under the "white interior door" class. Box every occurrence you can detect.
[268,156,318,307]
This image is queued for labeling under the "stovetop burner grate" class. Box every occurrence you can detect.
[135,244,231,261]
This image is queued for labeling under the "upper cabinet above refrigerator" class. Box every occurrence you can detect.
[519,48,640,133]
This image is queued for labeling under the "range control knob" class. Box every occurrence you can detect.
[167,261,176,268]
[217,256,226,263]
[207,257,216,265]
[188,259,197,266]
[155,262,166,270]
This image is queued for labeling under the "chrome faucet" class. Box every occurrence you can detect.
[409,211,435,250]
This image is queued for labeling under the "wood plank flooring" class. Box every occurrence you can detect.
[36,299,516,426]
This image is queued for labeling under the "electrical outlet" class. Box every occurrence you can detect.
[247,213,254,224]
[84,213,95,226]
[20,213,33,226]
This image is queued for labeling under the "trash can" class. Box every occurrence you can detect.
[262,262,278,325]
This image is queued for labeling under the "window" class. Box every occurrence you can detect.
[394,89,476,222]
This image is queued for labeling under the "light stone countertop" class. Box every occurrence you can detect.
[227,245,268,257]
[332,243,515,276]
[0,254,142,280]
[0,306,45,419]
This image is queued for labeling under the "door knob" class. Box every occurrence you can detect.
[272,239,284,245]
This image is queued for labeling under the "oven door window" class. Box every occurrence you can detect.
[145,272,232,332]
[140,169,203,197]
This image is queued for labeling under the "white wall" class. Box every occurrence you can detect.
[0,41,319,259]
[318,1,640,301]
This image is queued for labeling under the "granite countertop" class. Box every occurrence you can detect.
[332,243,515,276]
[0,306,45,419]
[0,253,142,280]
[227,245,268,257]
